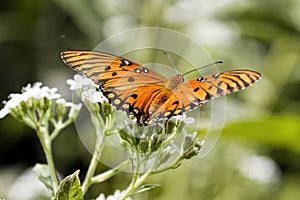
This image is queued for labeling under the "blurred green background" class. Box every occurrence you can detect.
[0,0,300,199]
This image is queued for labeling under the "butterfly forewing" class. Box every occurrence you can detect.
[61,50,167,87]
[61,50,170,124]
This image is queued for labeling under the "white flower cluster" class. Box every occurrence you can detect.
[96,190,132,200]
[0,83,56,118]
[0,82,81,119]
[66,74,107,103]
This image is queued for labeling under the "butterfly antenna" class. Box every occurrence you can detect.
[182,60,223,76]
[164,50,177,71]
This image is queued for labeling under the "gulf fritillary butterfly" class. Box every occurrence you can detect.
[61,50,261,125]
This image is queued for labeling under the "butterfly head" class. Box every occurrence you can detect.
[165,74,184,90]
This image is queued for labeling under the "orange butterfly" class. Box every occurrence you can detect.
[61,50,261,125]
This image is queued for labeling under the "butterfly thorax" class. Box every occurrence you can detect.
[165,74,184,90]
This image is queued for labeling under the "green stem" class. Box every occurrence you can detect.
[50,118,74,141]
[152,157,182,174]
[119,170,154,200]
[36,127,59,194]
[81,104,109,195]
[119,152,153,200]
[119,123,182,199]
[81,133,106,195]
[91,159,130,183]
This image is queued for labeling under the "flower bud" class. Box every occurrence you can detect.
[158,146,173,165]
[138,138,149,153]
[182,146,200,159]
[56,99,67,117]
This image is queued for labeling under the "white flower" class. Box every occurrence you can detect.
[172,112,195,124]
[68,103,82,119]
[56,98,79,108]
[0,82,61,118]
[96,190,132,200]
[66,74,96,90]
[81,88,107,103]
[55,98,82,118]
[67,74,107,103]
[22,82,61,100]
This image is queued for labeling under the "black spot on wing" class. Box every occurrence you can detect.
[112,71,118,76]
[120,59,133,67]
[193,87,200,92]
[128,77,135,82]
[198,77,205,82]
[172,101,179,105]
[131,93,138,99]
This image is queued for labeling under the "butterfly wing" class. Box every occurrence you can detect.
[147,70,261,122]
[61,50,167,87]
[61,50,261,124]
[61,50,168,123]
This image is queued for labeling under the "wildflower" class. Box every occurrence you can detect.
[0,82,61,119]
[0,82,81,130]
[66,74,96,90]
[172,112,195,124]
[55,98,82,119]
[81,88,107,103]
[67,74,107,103]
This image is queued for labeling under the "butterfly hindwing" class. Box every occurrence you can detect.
[185,70,261,101]
[147,70,261,122]
[102,84,166,124]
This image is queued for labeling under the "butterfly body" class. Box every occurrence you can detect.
[61,50,261,125]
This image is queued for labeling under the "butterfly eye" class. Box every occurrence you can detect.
[105,66,111,70]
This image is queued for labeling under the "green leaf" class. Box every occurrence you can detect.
[33,164,53,195]
[54,170,83,200]
[133,184,161,195]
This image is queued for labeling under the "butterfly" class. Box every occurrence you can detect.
[61,50,261,125]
